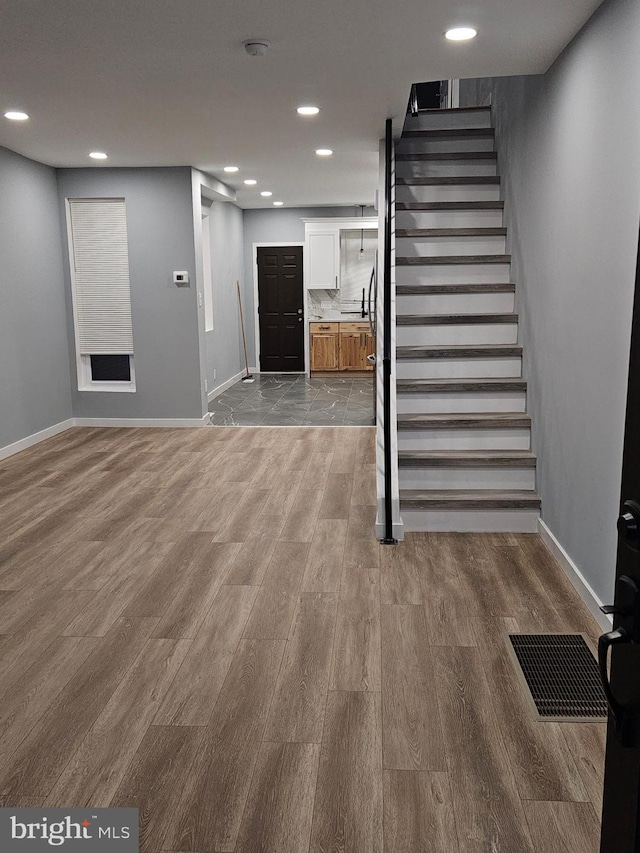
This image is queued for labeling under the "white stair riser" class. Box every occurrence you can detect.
[396,264,511,286]
[399,467,536,490]
[397,293,515,314]
[396,185,501,203]
[397,428,530,451]
[401,508,540,533]
[403,110,493,131]
[396,236,506,257]
[396,161,497,178]
[391,113,541,536]
[398,138,495,154]
[396,209,504,229]
[396,357,522,379]
[396,391,526,414]
[397,323,518,347]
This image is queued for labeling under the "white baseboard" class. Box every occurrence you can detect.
[0,415,371,459]
[73,415,210,428]
[538,519,612,632]
[207,370,244,402]
[0,418,75,462]
[0,413,211,462]
[208,424,373,429]
[207,368,261,401]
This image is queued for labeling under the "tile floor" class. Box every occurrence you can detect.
[208,374,375,426]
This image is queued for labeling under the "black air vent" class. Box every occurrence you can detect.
[508,634,607,720]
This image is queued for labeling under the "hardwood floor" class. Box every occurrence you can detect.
[0,425,605,851]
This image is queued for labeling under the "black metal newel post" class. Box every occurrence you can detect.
[382,118,396,545]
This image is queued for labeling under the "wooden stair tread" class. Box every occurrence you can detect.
[397,201,504,210]
[397,412,531,429]
[397,227,507,238]
[396,283,515,295]
[399,450,536,468]
[397,313,517,326]
[402,128,495,139]
[396,152,497,161]
[397,378,527,392]
[397,255,511,266]
[395,176,500,186]
[400,489,541,510]
[410,106,491,115]
[397,344,522,359]
[396,113,541,519]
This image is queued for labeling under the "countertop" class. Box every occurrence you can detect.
[308,313,366,322]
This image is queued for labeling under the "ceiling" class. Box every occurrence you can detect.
[0,0,602,209]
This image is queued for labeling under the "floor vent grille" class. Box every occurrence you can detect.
[508,633,607,721]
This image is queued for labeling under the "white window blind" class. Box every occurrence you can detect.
[68,198,134,355]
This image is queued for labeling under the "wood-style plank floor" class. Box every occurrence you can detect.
[0,425,606,851]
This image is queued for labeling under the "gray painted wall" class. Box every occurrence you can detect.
[0,146,73,448]
[486,0,640,603]
[56,167,203,420]
[242,205,375,366]
[458,77,496,108]
[203,199,245,392]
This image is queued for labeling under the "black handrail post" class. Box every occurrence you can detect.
[382,118,397,545]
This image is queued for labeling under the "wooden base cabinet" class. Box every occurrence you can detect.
[310,323,339,371]
[310,322,374,372]
[340,322,374,371]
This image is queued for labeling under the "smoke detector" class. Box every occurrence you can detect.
[244,40,270,57]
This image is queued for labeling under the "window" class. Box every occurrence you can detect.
[66,198,135,391]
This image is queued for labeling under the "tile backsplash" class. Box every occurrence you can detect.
[307,289,341,318]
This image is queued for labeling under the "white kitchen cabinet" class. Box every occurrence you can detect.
[303,217,378,293]
[306,228,339,289]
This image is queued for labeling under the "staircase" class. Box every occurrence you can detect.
[395,106,541,532]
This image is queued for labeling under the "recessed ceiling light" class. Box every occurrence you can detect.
[260,191,273,197]
[445,27,477,40]
[224,165,239,173]
[273,201,284,206]
[297,106,320,116]
[315,148,333,157]
[4,111,29,121]
[89,151,108,160]
[244,179,257,185]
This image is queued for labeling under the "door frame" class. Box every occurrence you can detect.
[599,221,640,853]
[252,242,306,374]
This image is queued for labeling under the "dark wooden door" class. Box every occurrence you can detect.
[599,225,640,852]
[257,246,304,372]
